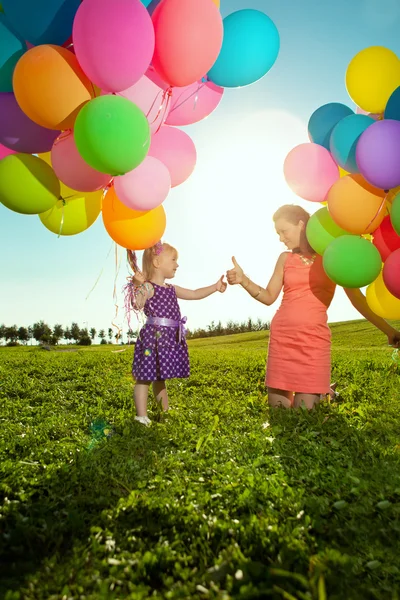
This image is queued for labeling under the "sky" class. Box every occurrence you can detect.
[1,0,400,339]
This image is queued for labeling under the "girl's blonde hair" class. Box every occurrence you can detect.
[273,204,310,226]
[127,242,178,280]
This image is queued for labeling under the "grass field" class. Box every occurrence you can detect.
[1,320,400,599]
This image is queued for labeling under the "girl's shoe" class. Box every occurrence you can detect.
[134,415,151,426]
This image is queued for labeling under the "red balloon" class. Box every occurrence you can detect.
[383,249,400,300]
[372,215,400,261]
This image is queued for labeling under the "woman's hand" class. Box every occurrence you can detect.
[226,256,244,285]
[388,330,400,348]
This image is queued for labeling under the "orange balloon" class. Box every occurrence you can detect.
[327,174,386,234]
[13,45,94,130]
[212,0,220,6]
[102,186,166,250]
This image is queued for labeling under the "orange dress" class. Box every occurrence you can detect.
[265,252,336,394]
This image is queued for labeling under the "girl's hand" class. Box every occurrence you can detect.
[226,256,244,285]
[132,272,146,286]
[215,275,227,293]
[388,330,400,347]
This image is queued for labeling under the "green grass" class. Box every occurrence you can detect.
[1,320,399,599]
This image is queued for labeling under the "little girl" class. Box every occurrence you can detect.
[125,241,227,425]
[226,204,400,410]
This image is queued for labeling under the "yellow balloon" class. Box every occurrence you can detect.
[339,167,349,178]
[38,152,102,235]
[345,46,400,114]
[366,272,400,320]
[211,0,220,6]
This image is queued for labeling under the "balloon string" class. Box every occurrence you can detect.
[169,80,207,114]
[53,129,72,147]
[57,200,66,238]
[362,194,388,236]
[147,87,173,133]
[111,243,122,342]
[85,241,114,300]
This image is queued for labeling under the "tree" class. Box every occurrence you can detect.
[99,329,105,342]
[27,326,33,345]
[32,321,52,344]
[52,324,64,345]
[78,328,92,345]
[0,324,6,345]
[70,322,81,344]
[90,327,96,342]
[126,328,137,344]
[108,328,113,343]
[64,327,72,344]
[5,325,18,344]
[17,327,29,345]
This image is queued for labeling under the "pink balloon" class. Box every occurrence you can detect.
[356,107,381,120]
[117,73,170,133]
[51,131,112,192]
[383,248,400,299]
[0,143,16,160]
[148,126,197,187]
[151,0,223,87]
[73,0,155,93]
[284,143,339,203]
[114,156,171,211]
[165,79,223,126]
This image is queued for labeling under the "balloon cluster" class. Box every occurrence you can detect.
[283,45,400,320]
[0,0,279,250]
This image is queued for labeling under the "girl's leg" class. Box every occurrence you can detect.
[293,393,320,410]
[152,380,169,411]
[267,387,293,409]
[134,380,150,417]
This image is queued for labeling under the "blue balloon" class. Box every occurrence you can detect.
[385,86,400,121]
[207,9,280,88]
[329,114,374,173]
[308,103,353,149]
[0,15,26,92]
[140,0,153,7]
[1,0,80,46]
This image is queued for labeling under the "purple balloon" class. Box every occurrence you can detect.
[356,119,400,190]
[0,92,60,154]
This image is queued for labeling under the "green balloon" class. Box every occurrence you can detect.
[306,207,348,255]
[0,154,60,214]
[74,96,150,176]
[323,235,382,288]
[390,193,400,236]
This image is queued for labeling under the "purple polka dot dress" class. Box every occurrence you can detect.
[133,283,190,381]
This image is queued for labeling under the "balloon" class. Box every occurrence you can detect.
[283,143,339,203]
[366,271,400,319]
[152,0,223,87]
[74,96,150,176]
[383,248,400,300]
[146,0,220,10]
[329,114,374,173]
[356,120,400,190]
[0,142,15,159]
[73,0,154,93]
[114,156,171,211]
[308,103,353,149]
[0,93,60,154]
[385,86,400,121]
[116,72,170,134]
[1,0,80,45]
[0,15,27,92]
[39,189,102,235]
[356,106,381,119]
[51,130,111,192]
[207,10,280,88]
[372,215,400,262]
[102,186,166,249]
[148,126,196,187]
[12,45,94,130]
[0,154,59,214]
[346,46,400,114]
[327,174,386,234]
[323,235,382,288]
[306,207,348,255]
[165,79,223,126]
[391,193,400,235]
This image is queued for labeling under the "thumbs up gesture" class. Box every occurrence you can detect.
[226,256,244,285]
[215,275,227,293]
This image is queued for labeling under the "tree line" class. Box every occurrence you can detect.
[0,318,270,346]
